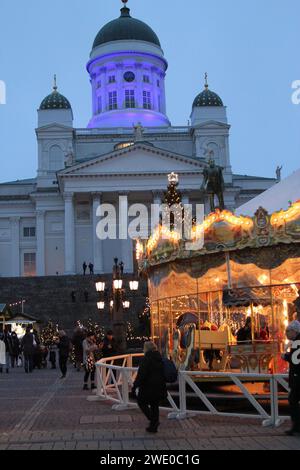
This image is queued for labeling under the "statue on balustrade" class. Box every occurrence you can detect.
[201,159,225,212]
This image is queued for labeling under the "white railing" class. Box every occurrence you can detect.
[90,354,290,427]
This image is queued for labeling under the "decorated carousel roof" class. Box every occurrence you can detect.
[137,200,300,270]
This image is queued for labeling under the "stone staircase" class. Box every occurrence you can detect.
[0,274,148,334]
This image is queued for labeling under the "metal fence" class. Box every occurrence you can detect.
[89,354,290,427]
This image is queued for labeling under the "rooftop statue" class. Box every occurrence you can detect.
[201,159,225,212]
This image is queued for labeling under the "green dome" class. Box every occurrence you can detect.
[93,6,161,49]
[193,87,223,108]
[40,88,71,111]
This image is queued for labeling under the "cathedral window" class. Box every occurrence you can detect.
[143,91,152,110]
[108,91,117,110]
[24,253,36,277]
[108,75,116,84]
[23,227,36,238]
[125,90,135,108]
[143,75,150,83]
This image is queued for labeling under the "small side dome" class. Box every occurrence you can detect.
[39,76,71,110]
[193,74,223,107]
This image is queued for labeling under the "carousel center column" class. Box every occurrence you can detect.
[92,192,104,274]
[64,192,76,275]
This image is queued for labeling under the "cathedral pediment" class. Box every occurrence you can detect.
[36,123,73,135]
[58,143,204,179]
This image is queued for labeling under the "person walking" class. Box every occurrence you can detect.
[132,341,167,433]
[282,320,300,436]
[57,330,70,379]
[82,332,99,391]
[21,327,35,373]
[10,332,20,368]
[83,261,87,275]
[0,333,6,373]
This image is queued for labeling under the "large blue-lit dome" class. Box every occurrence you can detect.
[93,6,161,49]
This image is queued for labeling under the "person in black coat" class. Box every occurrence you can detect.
[21,327,35,373]
[282,321,300,436]
[57,331,70,379]
[102,331,117,358]
[10,332,20,368]
[132,341,167,433]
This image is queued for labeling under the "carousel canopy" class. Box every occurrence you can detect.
[236,169,300,216]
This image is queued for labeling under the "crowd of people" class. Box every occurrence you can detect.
[0,325,117,389]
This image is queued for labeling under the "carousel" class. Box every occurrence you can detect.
[137,200,300,375]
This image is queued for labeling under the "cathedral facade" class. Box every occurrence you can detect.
[0,2,276,278]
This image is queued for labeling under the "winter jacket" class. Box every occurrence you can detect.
[57,336,70,358]
[0,340,6,365]
[3,334,13,355]
[134,350,167,402]
[21,333,35,355]
[82,339,98,367]
[102,337,117,358]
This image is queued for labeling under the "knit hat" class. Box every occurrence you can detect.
[286,320,300,334]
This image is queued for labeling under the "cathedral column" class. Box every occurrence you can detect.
[151,191,163,235]
[11,217,20,277]
[36,210,46,276]
[92,192,104,274]
[119,192,133,273]
[64,193,76,275]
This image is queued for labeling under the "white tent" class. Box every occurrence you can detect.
[236,169,300,216]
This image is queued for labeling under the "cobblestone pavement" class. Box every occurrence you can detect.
[0,366,299,450]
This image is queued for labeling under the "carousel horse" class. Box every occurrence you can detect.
[172,324,197,370]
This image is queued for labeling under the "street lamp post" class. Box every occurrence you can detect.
[95,258,139,354]
[112,258,126,353]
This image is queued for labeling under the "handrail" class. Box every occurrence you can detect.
[93,353,290,427]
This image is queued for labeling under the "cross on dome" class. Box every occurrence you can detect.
[53,74,58,93]
[204,72,209,89]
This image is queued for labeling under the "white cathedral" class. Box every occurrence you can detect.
[0,1,276,278]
